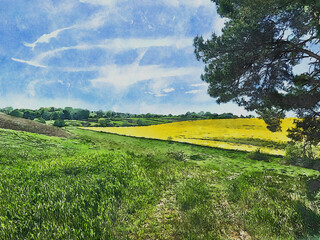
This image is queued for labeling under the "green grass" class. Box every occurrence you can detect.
[0,127,319,239]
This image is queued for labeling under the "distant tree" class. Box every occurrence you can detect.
[9,109,23,118]
[105,110,114,118]
[96,110,104,118]
[218,113,234,119]
[41,110,51,121]
[0,107,13,114]
[137,119,147,126]
[23,110,36,120]
[62,109,71,120]
[121,120,130,126]
[51,111,62,120]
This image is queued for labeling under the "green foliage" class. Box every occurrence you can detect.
[9,109,23,118]
[137,119,148,126]
[288,117,320,146]
[287,117,320,161]
[34,117,46,124]
[53,119,66,127]
[194,0,320,137]
[285,143,320,169]
[256,107,285,132]
[98,118,107,127]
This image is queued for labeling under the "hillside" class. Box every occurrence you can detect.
[0,127,319,239]
[0,112,70,137]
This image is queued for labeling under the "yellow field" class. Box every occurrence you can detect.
[83,118,297,155]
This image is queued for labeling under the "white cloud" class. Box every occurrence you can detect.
[163,88,175,93]
[191,83,208,87]
[75,11,110,30]
[212,16,227,36]
[161,0,212,7]
[79,0,116,6]
[11,58,47,68]
[91,64,201,88]
[25,37,193,67]
[23,10,111,50]
[186,89,202,94]
[26,80,40,96]
[79,0,212,7]
[154,93,167,97]
[24,27,73,49]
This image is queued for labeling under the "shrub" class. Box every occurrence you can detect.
[98,118,107,127]
[53,119,66,127]
[284,143,320,169]
[34,118,46,124]
[247,149,268,161]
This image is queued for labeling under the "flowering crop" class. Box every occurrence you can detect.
[83,118,297,155]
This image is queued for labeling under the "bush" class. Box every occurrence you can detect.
[247,149,268,161]
[98,118,107,127]
[137,119,148,126]
[284,143,320,169]
[34,118,46,124]
[9,109,23,118]
[53,119,66,127]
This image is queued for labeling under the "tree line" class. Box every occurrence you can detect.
[0,106,253,122]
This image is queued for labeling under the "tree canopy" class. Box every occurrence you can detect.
[194,0,320,129]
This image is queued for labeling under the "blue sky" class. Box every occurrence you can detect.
[0,0,249,114]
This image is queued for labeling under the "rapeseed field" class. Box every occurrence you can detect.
[84,118,296,155]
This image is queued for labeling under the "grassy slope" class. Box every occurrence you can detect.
[0,112,70,137]
[0,127,319,239]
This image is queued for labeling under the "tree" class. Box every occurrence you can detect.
[62,109,71,120]
[9,109,23,118]
[194,0,320,132]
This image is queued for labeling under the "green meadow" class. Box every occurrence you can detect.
[0,127,319,239]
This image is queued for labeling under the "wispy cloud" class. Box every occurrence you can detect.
[79,0,212,8]
[186,89,202,94]
[23,10,111,50]
[79,0,116,6]
[91,64,201,88]
[11,58,47,68]
[24,27,73,49]
[19,36,193,68]
[163,88,175,93]
[161,0,212,7]
[75,11,110,30]
[191,83,208,87]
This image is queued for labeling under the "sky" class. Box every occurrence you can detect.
[0,0,250,115]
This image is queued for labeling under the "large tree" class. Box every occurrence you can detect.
[194,0,320,132]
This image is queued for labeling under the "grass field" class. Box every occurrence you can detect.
[84,118,296,155]
[0,126,320,239]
